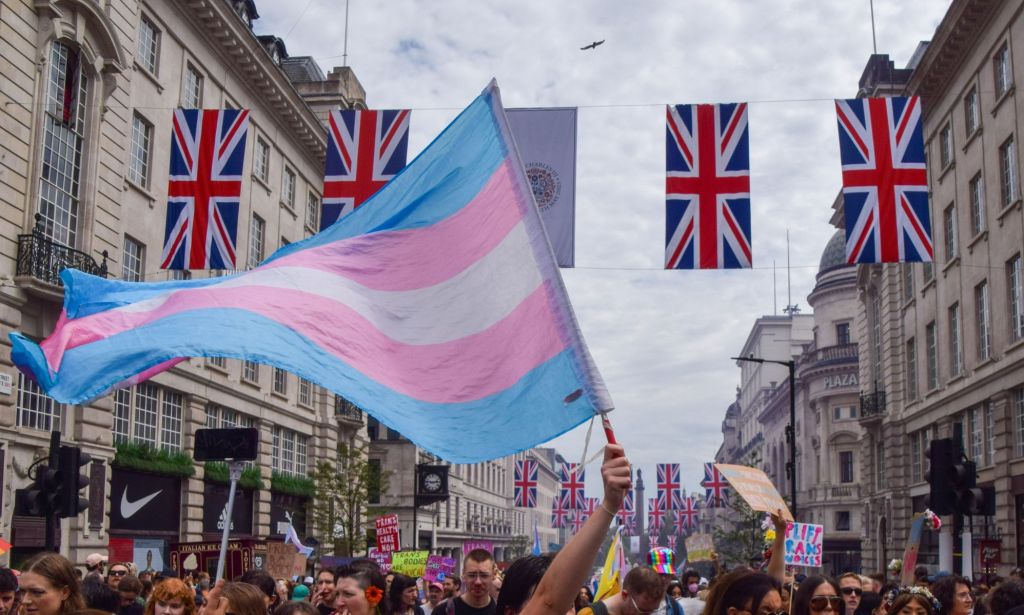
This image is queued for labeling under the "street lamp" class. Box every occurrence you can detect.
[731,355,798,518]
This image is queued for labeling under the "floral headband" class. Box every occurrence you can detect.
[884,586,941,613]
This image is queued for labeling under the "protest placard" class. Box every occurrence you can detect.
[423,554,457,582]
[685,534,715,562]
[376,514,401,553]
[391,551,429,576]
[266,542,296,579]
[292,554,308,579]
[714,464,794,521]
[784,522,824,567]
[367,548,392,573]
[463,540,494,554]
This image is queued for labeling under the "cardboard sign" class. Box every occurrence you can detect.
[463,540,493,555]
[714,464,793,521]
[376,514,401,553]
[784,522,824,567]
[899,514,928,586]
[266,542,298,579]
[424,554,457,582]
[292,554,308,579]
[391,551,429,576]
[367,548,392,573]
[685,533,715,562]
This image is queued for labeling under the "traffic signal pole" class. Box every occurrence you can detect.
[45,431,60,552]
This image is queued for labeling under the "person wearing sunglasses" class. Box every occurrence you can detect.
[108,564,132,592]
[837,574,863,615]
[792,577,843,615]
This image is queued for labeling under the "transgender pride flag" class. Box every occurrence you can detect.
[9,81,612,463]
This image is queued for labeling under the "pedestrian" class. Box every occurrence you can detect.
[82,578,121,614]
[0,568,17,615]
[575,587,595,612]
[644,547,683,615]
[574,566,668,615]
[986,580,1024,615]
[422,582,444,615]
[85,556,108,584]
[699,569,783,615]
[837,574,863,615]
[291,586,310,602]
[144,579,196,615]
[791,576,842,615]
[118,575,145,614]
[20,552,87,615]
[853,592,881,615]
[274,603,319,615]
[311,569,336,615]
[238,571,278,614]
[435,550,496,615]
[442,577,460,601]
[107,565,132,592]
[332,564,390,615]
[930,576,973,615]
[212,583,271,615]
[883,587,940,615]
[387,575,423,615]
[494,555,553,615]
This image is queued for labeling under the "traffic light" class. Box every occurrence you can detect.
[926,438,954,515]
[56,445,91,518]
[950,458,984,515]
[25,462,60,516]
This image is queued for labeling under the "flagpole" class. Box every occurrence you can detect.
[600,411,617,444]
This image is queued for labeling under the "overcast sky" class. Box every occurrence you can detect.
[255,1,950,496]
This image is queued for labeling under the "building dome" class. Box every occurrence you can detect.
[818,230,850,275]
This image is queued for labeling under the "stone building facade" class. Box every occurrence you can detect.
[0,0,366,569]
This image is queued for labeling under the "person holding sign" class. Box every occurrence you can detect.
[791,577,843,615]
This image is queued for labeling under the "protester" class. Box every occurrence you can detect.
[837,574,863,615]
[495,555,553,615]
[852,592,881,615]
[81,580,120,614]
[107,565,131,591]
[388,575,423,615]
[987,580,1024,615]
[913,568,930,589]
[930,576,972,615]
[665,583,682,601]
[291,586,310,602]
[312,570,335,615]
[574,587,595,612]
[645,548,683,615]
[700,569,783,615]
[884,587,940,615]
[274,603,319,615]
[575,567,666,615]
[20,552,87,615]
[792,576,842,615]
[239,572,278,614]
[118,575,145,614]
[216,584,272,615]
[332,564,390,615]
[442,577,461,600]
[85,556,108,583]
[0,568,17,615]
[423,582,444,615]
[144,579,196,615]
[680,571,700,599]
[435,550,497,615]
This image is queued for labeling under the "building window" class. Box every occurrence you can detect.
[836,322,850,345]
[367,416,380,440]
[839,451,854,483]
[272,427,309,477]
[964,86,980,135]
[976,280,991,361]
[207,356,227,369]
[969,174,985,236]
[949,302,962,376]
[242,360,259,383]
[926,321,938,390]
[835,511,851,532]
[939,123,953,168]
[137,16,160,75]
[985,401,995,467]
[923,261,934,283]
[967,408,983,466]
[943,204,957,261]
[306,191,320,232]
[870,292,883,387]
[1000,136,1018,206]
[182,64,203,109]
[368,458,382,504]
[122,236,145,282]
[39,42,88,247]
[1009,254,1023,342]
[248,214,265,269]
[16,373,64,432]
[876,440,886,489]
[129,114,153,187]
[273,367,287,395]
[254,138,269,182]
[906,337,918,401]
[169,269,191,281]
[903,264,915,302]
[995,42,1012,98]
[298,378,313,407]
[911,432,922,482]
[282,167,296,208]
[113,383,184,451]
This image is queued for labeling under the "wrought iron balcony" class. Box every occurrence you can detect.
[334,395,364,424]
[16,214,107,288]
[859,389,886,422]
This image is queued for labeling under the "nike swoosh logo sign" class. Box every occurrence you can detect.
[120,487,162,519]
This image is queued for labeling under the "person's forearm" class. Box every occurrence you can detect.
[766,519,787,583]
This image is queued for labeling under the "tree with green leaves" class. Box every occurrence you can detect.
[310,442,390,556]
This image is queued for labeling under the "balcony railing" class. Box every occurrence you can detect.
[859,389,886,422]
[17,215,107,286]
[334,395,364,424]
[802,343,858,367]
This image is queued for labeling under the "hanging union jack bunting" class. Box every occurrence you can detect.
[701,462,730,508]
[835,96,932,263]
[551,492,569,529]
[665,103,752,269]
[560,462,586,510]
[656,463,683,511]
[648,497,666,530]
[161,109,250,270]
[617,490,635,532]
[514,459,538,508]
[321,108,411,230]
[676,495,700,533]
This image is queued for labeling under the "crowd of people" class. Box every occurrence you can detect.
[0,445,1021,615]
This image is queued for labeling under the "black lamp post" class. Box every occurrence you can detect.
[731,355,798,518]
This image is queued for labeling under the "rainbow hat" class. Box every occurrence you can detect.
[648,547,677,575]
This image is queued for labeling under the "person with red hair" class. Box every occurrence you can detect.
[144,579,196,615]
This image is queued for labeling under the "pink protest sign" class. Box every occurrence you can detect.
[784,522,824,567]
[463,540,494,555]
[424,554,457,581]
[368,548,392,573]
[376,514,401,553]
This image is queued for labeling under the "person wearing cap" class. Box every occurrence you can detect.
[645,548,684,615]
[423,582,444,615]
[291,585,311,602]
[86,554,108,582]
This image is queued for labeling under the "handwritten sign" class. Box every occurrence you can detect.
[266,542,297,579]
[423,555,457,582]
[292,554,308,579]
[463,540,493,555]
[376,514,401,553]
[714,464,793,521]
[784,522,824,567]
[391,551,429,577]
[367,548,392,573]
[685,533,715,562]
[979,539,1001,567]
[899,514,928,586]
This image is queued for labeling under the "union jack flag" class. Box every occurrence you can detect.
[161,109,249,270]
[675,496,700,533]
[514,459,538,508]
[835,96,932,263]
[665,103,751,269]
[617,490,635,530]
[665,535,677,551]
[551,492,569,529]
[569,510,586,534]
[656,463,683,511]
[701,463,729,508]
[560,462,586,510]
[321,109,410,230]
[648,525,661,546]
[648,497,666,530]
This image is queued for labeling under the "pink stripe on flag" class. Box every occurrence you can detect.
[267,159,524,291]
[41,283,565,404]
